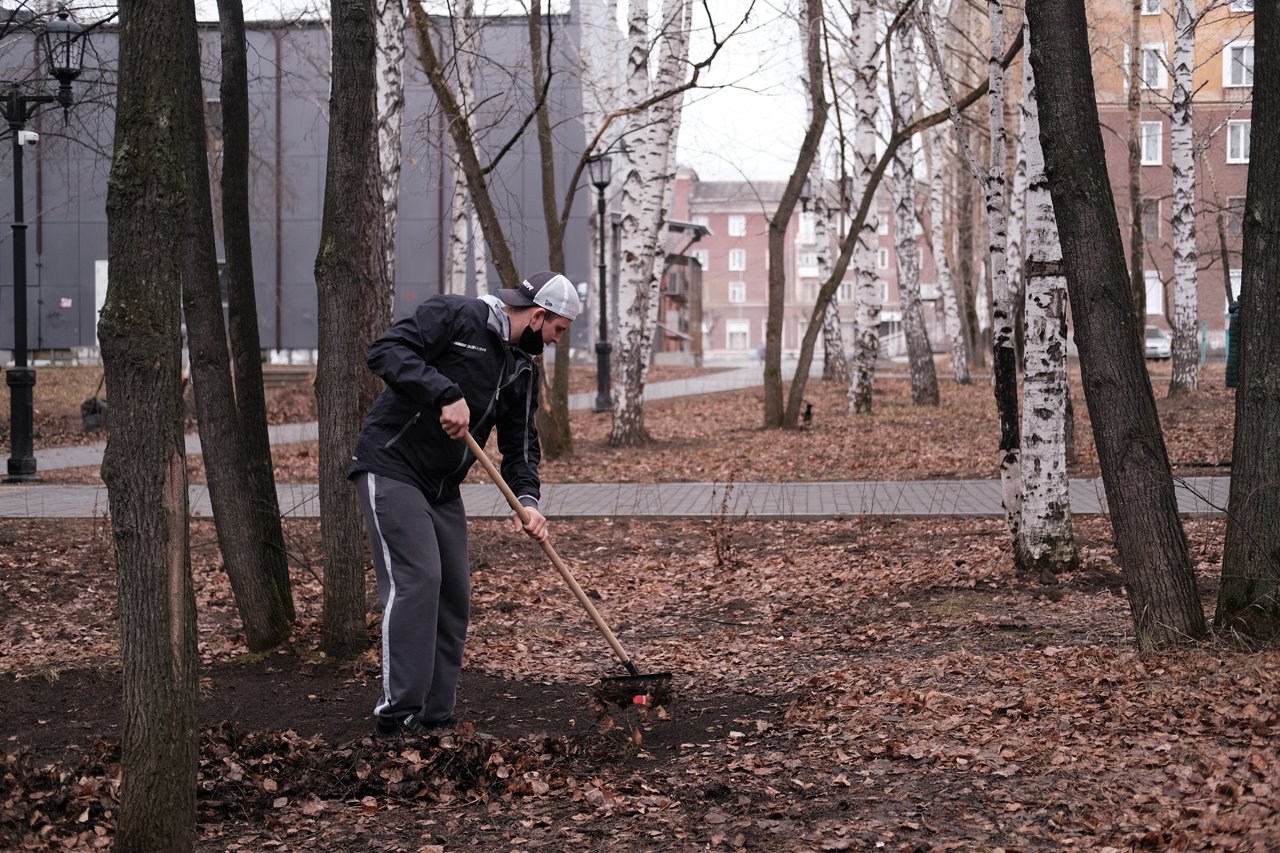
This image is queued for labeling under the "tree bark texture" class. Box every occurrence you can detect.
[1016,18,1078,575]
[182,0,292,654]
[892,20,939,407]
[846,0,881,414]
[101,2,201,848]
[610,0,691,445]
[375,0,407,290]
[922,57,968,385]
[1168,0,1199,395]
[217,0,296,628]
[530,1,573,458]
[1026,0,1206,650]
[1127,0,1148,328]
[443,2,481,297]
[315,0,385,659]
[1217,1,1280,637]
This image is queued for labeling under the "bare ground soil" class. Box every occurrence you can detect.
[2,357,1271,852]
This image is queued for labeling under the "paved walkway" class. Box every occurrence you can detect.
[0,476,1232,520]
[1,363,1231,520]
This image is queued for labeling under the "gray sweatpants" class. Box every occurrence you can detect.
[354,472,470,726]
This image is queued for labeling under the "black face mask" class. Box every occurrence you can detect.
[518,321,545,355]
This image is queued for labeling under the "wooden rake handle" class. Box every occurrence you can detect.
[462,431,640,676]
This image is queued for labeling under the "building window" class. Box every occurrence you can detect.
[838,282,854,303]
[799,212,816,243]
[1227,119,1251,163]
[1225,41,1254,87]
[728,281,746,303]
[1142,0,1160,12]
[1227,196,1246,237]
[728,215,746,236]
[1228,270,1242,310]
[1144,270,1164,316]
[876,248,889,270]
[1230,0,1254,11]
[692,214,709,229]
[876,212,890,235]
[798,250,819,269]
[1141,45,1167,89]
[1140,121,1163,165]
[729,248,746,271]
[692,249,709,270]
[726,319,749,351]
[1142,198,1161,239]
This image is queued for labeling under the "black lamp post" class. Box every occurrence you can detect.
[5,6,88,483]
[586,153,612,413]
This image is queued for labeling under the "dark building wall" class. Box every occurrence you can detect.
[0,13,590,355]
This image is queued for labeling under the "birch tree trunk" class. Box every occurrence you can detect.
[847,0,882,414]
[818,191,848,382]
[1027,0,1206,650]
[376,0,406,289]
[610,0,691,445]
[102,1,199,846]
[1016,17,1078,575]
[893,20,939,407]
[923,34,969,385]
[1127,0,1148,327]
[987,0,1020,539]
[1168,0,1199,395]
[444,3,480,297]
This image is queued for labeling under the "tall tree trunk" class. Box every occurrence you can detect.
[1168,0,1199,395]
[955,139,985,369]
[846,0,882,414]
[818,191,848,382]
[218,0,296,626]
[444,1,480,297]
[180,2,292,653]
[1016,17,1077,575]
[610,0,691,445]
[1127,0,1147,329]
[764,0,827,427]
[985,0,1020,540]
[893,20,938,407]
[1026,0,1206,650]
[923,38,969,385]
[530,0,573,458]
[102,1,200,848]
[315,0,385,660]
[1216,2,1280,638]
[376,0,406,291]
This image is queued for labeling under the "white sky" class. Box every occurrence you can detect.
[182,0,802,181]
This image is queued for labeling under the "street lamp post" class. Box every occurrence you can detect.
[586,153,612,413]
[5,7,87,483]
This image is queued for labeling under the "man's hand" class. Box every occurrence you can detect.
[440,398,470,439]
[510,506,549,542]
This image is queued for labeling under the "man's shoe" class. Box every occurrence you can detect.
[422,717,455,731]
[375,715,430,737]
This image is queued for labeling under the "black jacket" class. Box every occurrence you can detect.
[348,294,541,506]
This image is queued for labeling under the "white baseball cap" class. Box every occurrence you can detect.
[497,271,581,321]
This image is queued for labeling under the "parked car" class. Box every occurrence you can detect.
[1145,325,1172,360]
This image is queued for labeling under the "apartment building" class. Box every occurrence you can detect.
[1088,0,1254,347]
[667,167,941,362]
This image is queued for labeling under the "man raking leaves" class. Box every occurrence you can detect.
[349,271,668,739]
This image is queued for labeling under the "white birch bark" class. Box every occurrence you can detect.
[1016,16,1077,574]
[444,3,482,296]
[1169,0,1199,394]
[847,0,881,414]
[375,0,407,292]
[610,0,691,446]
[1006,101,1027,328]
[892,20,939,407]
[922,36,969,385]
[816,189,848,382]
